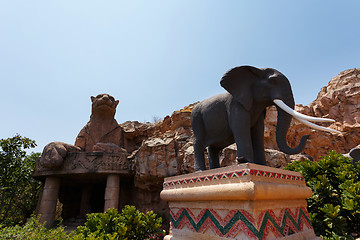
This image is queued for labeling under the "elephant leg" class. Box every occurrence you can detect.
[191,110,207,171]
[229,109,253,163]
[194,142,206,171]
[251,112,266,165]
[208,146,221,169]
[233,128,253,164]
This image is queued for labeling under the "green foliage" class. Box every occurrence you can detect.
[0,206,165,239]
[286,151,360,239]
[75,206,165,240]
[0,216,72,239]
[0,135,42,226]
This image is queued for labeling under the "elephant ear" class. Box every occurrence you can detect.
[220,66,264,111]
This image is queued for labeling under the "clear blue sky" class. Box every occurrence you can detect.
[1,1,359,153]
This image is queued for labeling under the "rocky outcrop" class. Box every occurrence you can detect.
[126,68,360,191]
[264,68,360,161]
[307,68,360,157]
[126,105,196,190]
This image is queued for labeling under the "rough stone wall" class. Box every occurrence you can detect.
[263,68,360,161]
[308,68,360,156]
[124,69,359,188]
[119,69,359,219]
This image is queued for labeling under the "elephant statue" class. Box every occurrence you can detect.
[191,66,340,171]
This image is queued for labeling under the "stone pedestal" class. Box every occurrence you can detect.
[160,164,318,240]
[37,176,61,227]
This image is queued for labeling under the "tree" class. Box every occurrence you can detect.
[0,135,41,226]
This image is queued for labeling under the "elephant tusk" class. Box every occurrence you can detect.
[273,99,335,123]
[273,99,341,134]
[294,118,342,135]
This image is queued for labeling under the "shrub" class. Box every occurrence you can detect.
[75,206,165,240]
[285,151,360,239]
[0,216,72,239]
[0,207,165,239]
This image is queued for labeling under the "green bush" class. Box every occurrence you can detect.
[0,135,41,226]
[285,151,360,239]
[0,216,72,239]
[75,206,165,240]
[0,206,165,239]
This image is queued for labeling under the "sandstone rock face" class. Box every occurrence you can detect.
[128,68,360,192]
[307,68,360,158]
[220,145,311,169]
[129,105,196,191]
[264,68,360,161]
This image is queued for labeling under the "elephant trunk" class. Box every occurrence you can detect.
[275,97,309,155]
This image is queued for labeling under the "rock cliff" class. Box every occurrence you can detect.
[121,68,360,191]
[264,68,360,161]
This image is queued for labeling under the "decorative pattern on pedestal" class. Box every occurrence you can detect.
[163,168,305,187]
[160,163,318,240]
[170,207,312,239]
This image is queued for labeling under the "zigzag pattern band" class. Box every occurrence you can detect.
[170,207,313,239]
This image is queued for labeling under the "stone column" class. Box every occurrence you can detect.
[38,176,61,227]
[104,174,120,211]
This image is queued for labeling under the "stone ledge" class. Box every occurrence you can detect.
[163,164,306,190]
[161,163,311,201]
[161,181,312,201]
[33,152,131,178]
